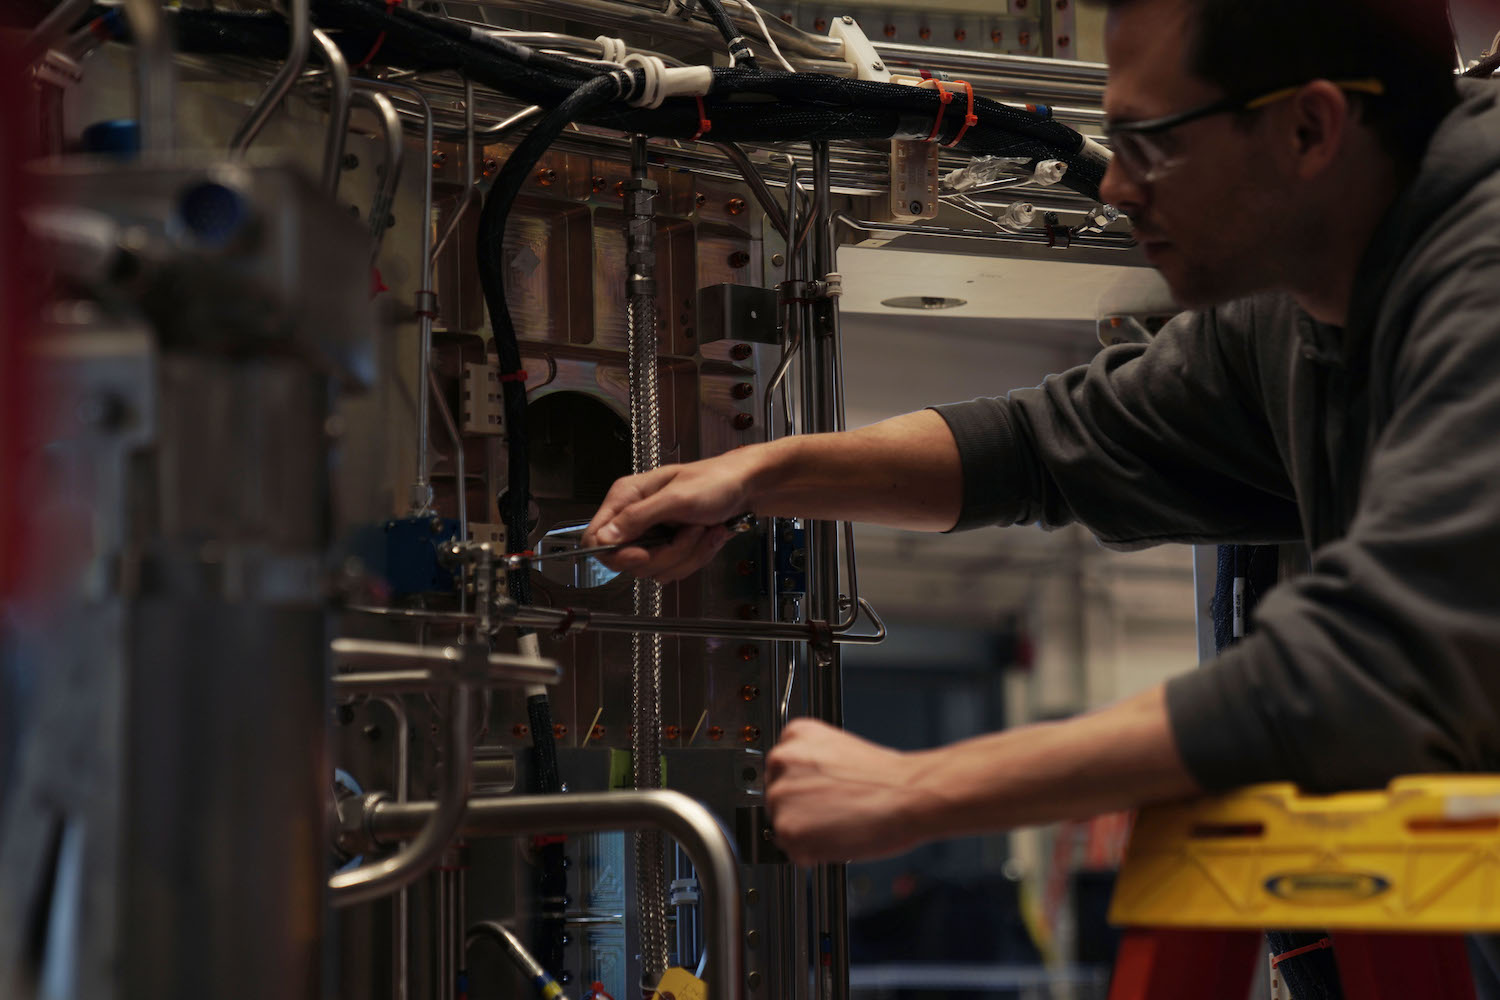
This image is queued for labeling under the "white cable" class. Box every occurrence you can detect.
[728,0,796,72]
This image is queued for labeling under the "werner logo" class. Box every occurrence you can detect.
[1263,871,1391,904]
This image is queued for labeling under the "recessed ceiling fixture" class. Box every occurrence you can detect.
[880,295,967,310]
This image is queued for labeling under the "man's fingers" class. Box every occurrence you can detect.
[593,486,695,548]
[584,468,678,546]
[634,524,706,579]
[653,526,732,583]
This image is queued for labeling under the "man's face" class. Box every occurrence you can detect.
[1099,0,1288,307]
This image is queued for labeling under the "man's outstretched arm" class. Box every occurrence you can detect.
[764,684,1200,866]
[582,409,963,582]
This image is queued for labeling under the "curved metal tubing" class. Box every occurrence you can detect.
[348,89,404,251]
[120,0,176,154]
[345,602,887,644]
[311,29,352,195]
[229,0,310,156]
[716,142,790,239]
[330,682,474,907]
[355,79,435,513]
[872,41,1108,85]
[431,79,481,265]
[25,0,94,63]
[330,638,562,686]
[467,922,572,1000]
[369,790,744,1000]
[833,211,1137,250]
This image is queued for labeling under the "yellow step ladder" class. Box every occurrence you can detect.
[1107,775,1500,999]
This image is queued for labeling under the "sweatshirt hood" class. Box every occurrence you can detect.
[1345,79,1500,351]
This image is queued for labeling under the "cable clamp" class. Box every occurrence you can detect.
[623,53,667,108]
[595,35,630,65]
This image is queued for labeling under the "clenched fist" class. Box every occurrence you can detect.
[764,719,942,866]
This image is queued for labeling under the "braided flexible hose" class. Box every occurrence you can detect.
[625,143,670,985]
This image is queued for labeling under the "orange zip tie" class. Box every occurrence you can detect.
[691,95,713,141]
[354,0,399,70]
[1270,937,1332,969]
[943,79,978,148]
[920,78,956,143]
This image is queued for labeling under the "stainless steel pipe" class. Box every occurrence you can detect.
[355,80,436,514]
[311,29,351,195]
[368,791,744,1000]
[121,0,176,153]
[230,0,309,155]
[330,638,562,686]
[348,89,403,253]
[330,683,475,907]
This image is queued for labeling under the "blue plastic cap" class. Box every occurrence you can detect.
[80,119,140,159]
[177,180,250,247]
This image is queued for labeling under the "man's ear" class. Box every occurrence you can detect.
[1285,80,1352,180]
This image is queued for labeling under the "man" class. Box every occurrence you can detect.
[586,0,1498,875]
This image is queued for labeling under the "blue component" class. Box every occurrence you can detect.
[98,8,127,39]
[383,516,461,597]
[775,524,807,596]
[332,769,364,873]
[345,516,462,598]
[80,120,140,159]
[177,180,249,247]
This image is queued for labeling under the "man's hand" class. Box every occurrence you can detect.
[763,686,1200,866]
[582,448,769,582]
[581,410,965,582]
[764,719,939,865]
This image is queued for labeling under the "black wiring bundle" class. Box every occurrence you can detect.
[163,1,1109,200]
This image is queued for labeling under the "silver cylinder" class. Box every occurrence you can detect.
[124,358,331,1000]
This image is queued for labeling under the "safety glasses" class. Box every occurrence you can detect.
[1104,78,1386,183]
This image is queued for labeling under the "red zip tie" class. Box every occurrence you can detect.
[354,0,399,70]
[943,79,978,148]
[921,79,956,143]
[691,95,712,141]
[1270,937,1332,969]
[497,369,528,383]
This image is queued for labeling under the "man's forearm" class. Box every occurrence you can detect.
[764,685,1202,865]
[904,686,1200,838]
[749,408,963,531]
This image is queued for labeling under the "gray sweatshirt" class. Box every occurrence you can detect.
[932,78,1500,793]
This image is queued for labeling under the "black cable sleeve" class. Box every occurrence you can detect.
[164,4,1107,198]
[697,0,758,71]
[476,74,624,614]
[525,694,562,794]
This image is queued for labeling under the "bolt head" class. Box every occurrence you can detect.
[841,14,854,23]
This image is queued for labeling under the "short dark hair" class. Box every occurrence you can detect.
[1107,0,1459,163]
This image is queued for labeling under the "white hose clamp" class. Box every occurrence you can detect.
[595,35,630,65]
[623,53,669,108]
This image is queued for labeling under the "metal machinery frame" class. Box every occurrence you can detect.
[1,2,1130,999]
